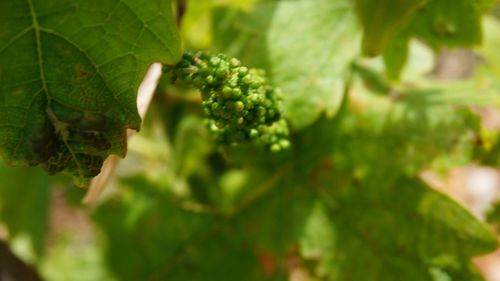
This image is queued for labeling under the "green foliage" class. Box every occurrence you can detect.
[354,0,496,78]
[354,0,424,56]
[408,0,494,48]
[313,177,494,281]
[167,51,289,151]
[0,0,181,185]
[94,176,281,281]
[0,160,51,257]
[0,1,500,281]
[212,0,360,128]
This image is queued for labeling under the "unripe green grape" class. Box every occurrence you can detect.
[232,88,242,98]
[234,101,245,111]
[222,86,233,98]
[270,143,281,152]
[216,67,228,77]
[205,75,215,85]
[230,58,241,67]
[238,67,249,76]
[241,75,252,84]
[248,129,257,137]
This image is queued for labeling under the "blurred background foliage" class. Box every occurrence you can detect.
[2,0,500,280]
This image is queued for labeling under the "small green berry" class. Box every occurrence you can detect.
[230,58,240,67]
[222,86,233,98]
[238,66,248,76]
[242,75,252,84]
[216,67,228,77]
[270,144,281,152]
[205,75,215,84]
[234,101,245,111]
[250,129,259,138]
[209,57,221,66]
[279,139,291,149]
[232,88,242,98]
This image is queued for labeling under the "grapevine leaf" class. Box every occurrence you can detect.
[211,5,276,70]
[292,113,498,280]
[354,0,494,78]
[232,178,316,259]
[316,177,497,281]
[0,0,181,185]
[94,100,499,281]
[266,0,359,129]
[353,0,425,56]
[212,0,360,129]
[93,177,213,280]
[0,159,51,257]
[94,177,286,281]
[408,0,495,49]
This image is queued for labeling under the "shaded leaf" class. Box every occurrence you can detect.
[354,0,425,56]
[0,160,51,257]
[94,176,288,281]
[317,176,497,281]
[408,0,495,49]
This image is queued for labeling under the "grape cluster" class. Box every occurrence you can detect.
[166,51,290,151]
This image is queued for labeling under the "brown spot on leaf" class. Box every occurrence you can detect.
[12,87,23,97]
[74,64,89,81]
[258,250,277,277]
[79,70,88,79]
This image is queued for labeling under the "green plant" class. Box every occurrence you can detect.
[166,51,289,151]
[0,0,499,280]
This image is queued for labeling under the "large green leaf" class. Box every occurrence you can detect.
[94,157,498,281]
[291,112,497,280]
[267,0,359,129]
[212,0,360,129]
[0,0,181,185]
[94,176,285,281]
[310,177,497,281]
